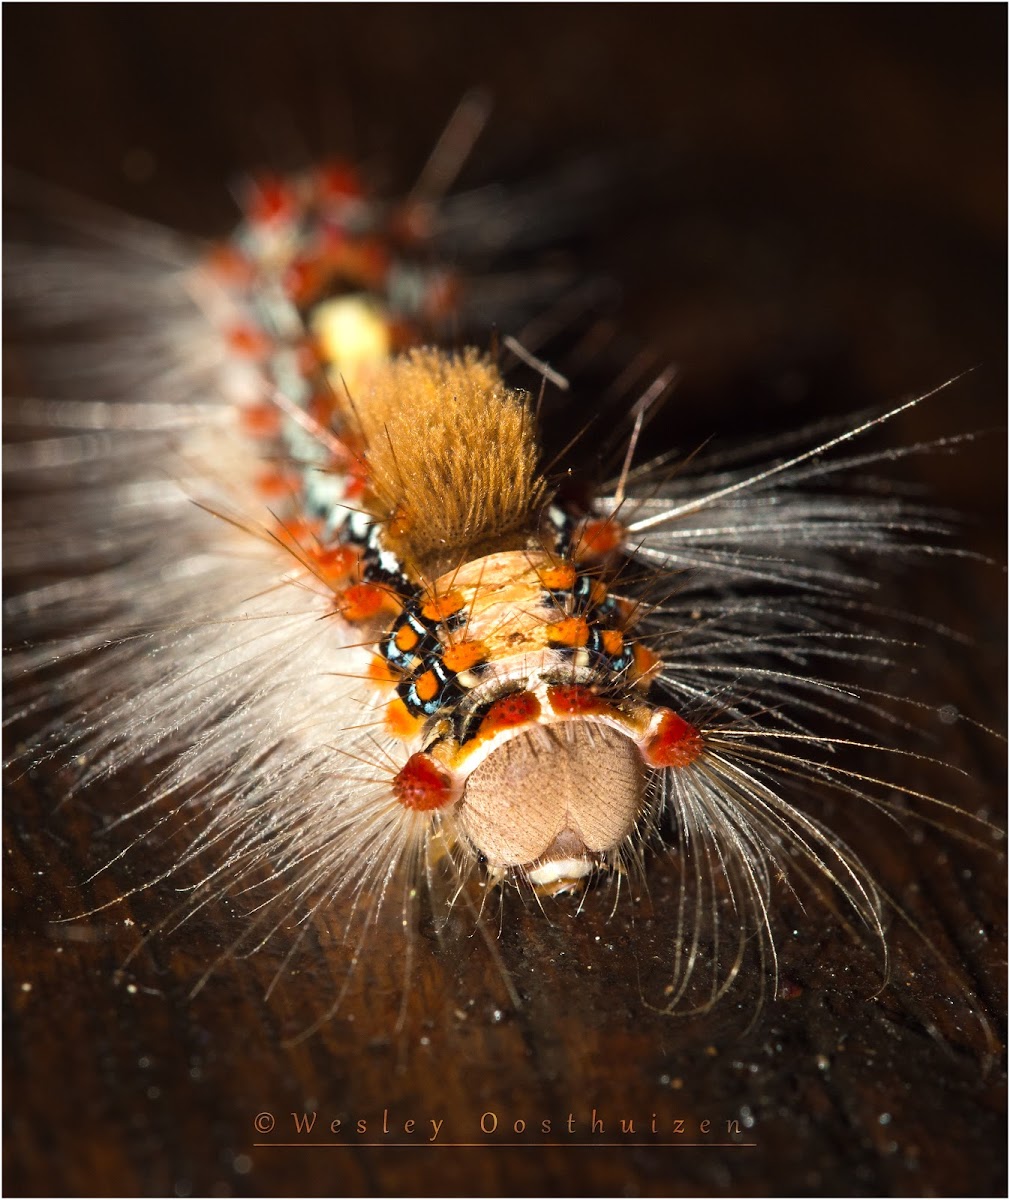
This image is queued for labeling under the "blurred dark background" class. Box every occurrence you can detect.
[4,5,1006,1197]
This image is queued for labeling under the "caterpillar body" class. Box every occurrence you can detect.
[4,118,1003,1037]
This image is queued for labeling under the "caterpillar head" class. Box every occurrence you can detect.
[392,686,703,894]
[458,719,647,891]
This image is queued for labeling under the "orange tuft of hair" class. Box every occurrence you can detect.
[349,349,546,577]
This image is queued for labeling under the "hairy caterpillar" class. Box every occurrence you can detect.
[4,105,1004,1048]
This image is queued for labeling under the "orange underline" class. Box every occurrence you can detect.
[254,1142,757,1148]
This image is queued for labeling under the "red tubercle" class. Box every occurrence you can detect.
[412,670,441,706]
[441,639,489,674]
[238,403,283,439]
[477,690,542,740]
[537,563,577,592]
[641,709,704,770]
[351,238,392,288]
[316,236,390,290]
[226,323,271,359]
[315,160,365,204]
[342,475,368,503]
[305,543,358,587]
[254,467,301,500]
[369,656,399,685]
[282,256,326,305]
[384,696,424,741]
[337,582,400,624]
[420,591,466,624]
[392,753,456,812]
[599,629,625,657]
[394,622,422,654]
[206,242,255,288]
[546,685,615,719]
[574,517,625,562]
[546,617,591,649]
[629,642,663,685]
[245,175,298,226]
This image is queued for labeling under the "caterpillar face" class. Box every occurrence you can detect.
[456,720,646,887]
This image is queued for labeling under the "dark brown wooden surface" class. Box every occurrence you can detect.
[4,7,1006,1197]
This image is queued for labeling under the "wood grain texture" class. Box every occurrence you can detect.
[4,7,1006,1197]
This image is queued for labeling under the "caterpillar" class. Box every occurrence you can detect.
[4,103,1004,1045]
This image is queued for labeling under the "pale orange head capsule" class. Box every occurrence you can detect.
[457,719,648,889]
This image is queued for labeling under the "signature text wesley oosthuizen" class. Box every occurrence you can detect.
[252,1107,756,1146]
